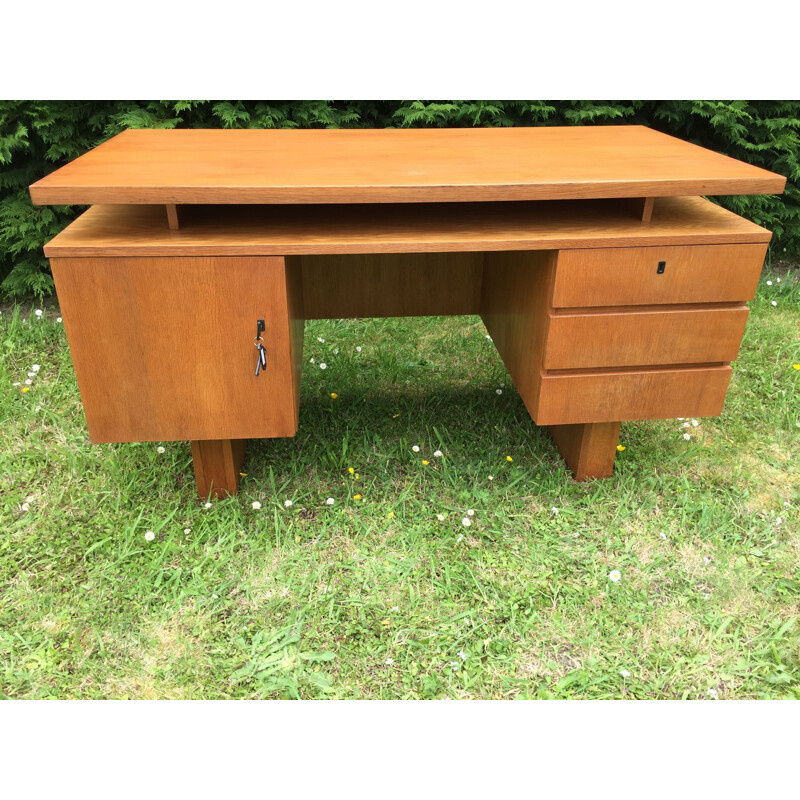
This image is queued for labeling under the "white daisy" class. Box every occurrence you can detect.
[683,433,691,441]
[144,531,155,541]
[56,317,62,323]
[317,337,325,343]
[183,528,191,535]
[488,476,494,481]
[27,372,35,378]
[284,499,293,507]
[34,309,43,317]
[775,517,783,526]
[333,348,339,355]
[467,509,475,516]
[21,503,30,511]
[204,502,212,509]
[551,507,559,515]
[319,363,327,370]
[31,364,40,372]
[496,389,503,395]
[457,651,467,661]
[772,301,778,307]
[356,346,362,352]
[436,514,445,521]
[157,446,165,453]
[26,495,34,502]
[766,280,773,286]
[704,556,711,565]
[461,517,471,527]
[485,335,492,341]
[659,532,667,540]
[309,357,315,363]
[24,379,32,385]
[433,450,443,458]
[682,422,691,428]
[609,569,621,583]
[456,534,464,542]
[385,657,394,665]
[251,501,262,510]
[691,419,700,427]
[706,688,718,699]
[325,497,335,505]
[619,669,631,678]
[412,445,420,452]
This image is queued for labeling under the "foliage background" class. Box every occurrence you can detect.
[1,100,798,297]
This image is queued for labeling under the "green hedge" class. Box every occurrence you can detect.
[1,100,798,298]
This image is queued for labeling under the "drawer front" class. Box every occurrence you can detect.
[51,256,302,443]
[544,306,749,370]
[536,365,732,425]
[552,243,767,308]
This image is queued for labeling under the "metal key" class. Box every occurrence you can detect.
[255,342,267,376]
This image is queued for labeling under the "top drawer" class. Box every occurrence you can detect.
[552,243,768,308]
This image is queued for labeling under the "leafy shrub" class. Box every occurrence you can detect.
[1,100,797,298]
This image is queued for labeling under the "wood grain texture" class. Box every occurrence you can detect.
[547,422,621,480]
[536,365,733,425]
[619,197,654,223]
[552,243,768,307]
[29,127,786,206]
[544,306,749,369]
[191,439,246,498]
[166,204,180,231]
[301,253,483,319]
[43,197,772,258]
[480,250,558,422]
[50,256,301,443]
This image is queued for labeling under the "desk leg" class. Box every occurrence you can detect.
[547,422,621,481]
[191,439,247,499]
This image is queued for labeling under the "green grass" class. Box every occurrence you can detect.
[1,267,798,699]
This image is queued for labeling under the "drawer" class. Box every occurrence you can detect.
[536,365,732,425]
[543,306,749,370]
[552,243,767,308]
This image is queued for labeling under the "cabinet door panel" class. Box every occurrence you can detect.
[50,256,302,442]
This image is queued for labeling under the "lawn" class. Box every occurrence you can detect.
[1,264,798,700]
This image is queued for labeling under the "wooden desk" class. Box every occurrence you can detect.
[31,126,786,497]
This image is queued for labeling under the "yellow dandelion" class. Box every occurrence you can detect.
[422,460,430,465]
[392,413,400,418]
[239,472,248,477]
[355,474,360,480]
[348,467,354,474]
[794,364,800,370]
[21,387,30,393]
[381,619,392,628]
[353,494,362,500]
[387,511,394,519]
[506,455,513,462]
[330,392,338,399]
[617,445,626,452]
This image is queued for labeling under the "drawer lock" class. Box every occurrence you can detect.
[657,261,666,274]
[254,319,266,376]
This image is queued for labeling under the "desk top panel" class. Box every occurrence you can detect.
[30,127,785,205]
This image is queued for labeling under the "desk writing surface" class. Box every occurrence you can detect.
[29,126,786,206]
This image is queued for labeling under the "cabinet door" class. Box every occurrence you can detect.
[50,256,303,443]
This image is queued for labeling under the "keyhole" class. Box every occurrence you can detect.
[657,261,666,274]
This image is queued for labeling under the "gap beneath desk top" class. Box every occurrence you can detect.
[44,196,772,258]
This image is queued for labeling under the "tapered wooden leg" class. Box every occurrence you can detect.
[191,439,247,499]
[547,422,621,481]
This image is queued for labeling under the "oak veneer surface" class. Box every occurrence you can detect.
[544,306,750,369]
[29,127,785,206]
[553,243,768,307]
[51,256,301,443]
[536,365,733,425]
[43,197,771,258]
[548,422,621,480]
[301,253,484,319]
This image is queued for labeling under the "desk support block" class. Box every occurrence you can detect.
[191,439,247,499]
[547,422,621,480]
